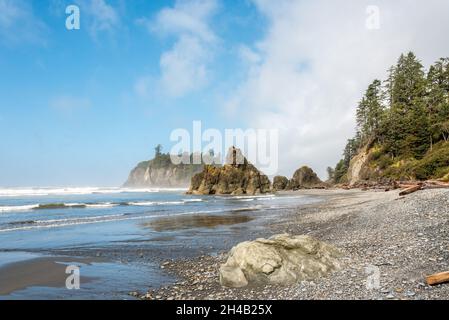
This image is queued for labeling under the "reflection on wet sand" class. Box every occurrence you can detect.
[143,214,254,232]
[0,256,100,296]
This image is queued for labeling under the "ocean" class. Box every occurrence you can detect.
[0,187,319,299]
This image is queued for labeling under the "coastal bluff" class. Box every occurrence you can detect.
[187,147,271,195]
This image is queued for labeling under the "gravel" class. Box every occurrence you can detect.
[140,188,449,300]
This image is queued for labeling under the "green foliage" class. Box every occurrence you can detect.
[333,159,348,183]
[326,167,335,181]
[155,144,163,157]
[408,142,449,180]
[332,52,449,182]
[376,142,449,180]
[356,79,385,144]
[376,154,394,170]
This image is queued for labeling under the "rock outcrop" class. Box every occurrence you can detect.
[124,154,204,188]
[187,147,271,195]
[347,146,371,186]
[272,176,289,191]
[288,166,326,190]
[219,234,342,288]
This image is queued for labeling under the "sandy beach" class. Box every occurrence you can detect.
[142,188,449,300]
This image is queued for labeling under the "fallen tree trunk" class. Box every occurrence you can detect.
[399,185,422,196]
[426,271,449,286]
[425,180,449,187]
[422,184,449,190]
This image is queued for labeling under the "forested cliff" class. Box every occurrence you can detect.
[329,52,449,184]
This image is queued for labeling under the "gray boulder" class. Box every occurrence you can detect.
[219,234,342,288]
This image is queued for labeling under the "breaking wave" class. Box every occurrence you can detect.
[0,187,188,197]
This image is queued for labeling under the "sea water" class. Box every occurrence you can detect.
[0,187,319,299]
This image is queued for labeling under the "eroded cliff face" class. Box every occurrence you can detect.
[124,155,204,188]
[347,147,371,186]
[187,147,271,195]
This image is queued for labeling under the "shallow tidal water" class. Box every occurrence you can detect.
[0,187,320,299]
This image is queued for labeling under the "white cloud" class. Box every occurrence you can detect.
[0,0,47,46]
[76,0,120,38]
[151,0,217,42]
[227,0,449,179]
[160,35,210,97]
[137,0,218,98]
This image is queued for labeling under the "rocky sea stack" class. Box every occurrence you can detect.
[124,147,204,188]
[288,166,326,190]
[187,147,271,195]
[272,176,289,191]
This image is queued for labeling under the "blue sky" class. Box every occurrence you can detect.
[1,0,448,187]
[0,0,265,186]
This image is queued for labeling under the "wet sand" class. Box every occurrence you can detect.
[0,256,99,296]
[143,214,254,232]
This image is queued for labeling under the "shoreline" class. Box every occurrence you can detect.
[142,188,449,300]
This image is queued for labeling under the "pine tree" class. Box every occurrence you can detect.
[356,79,385,144]
[427,58,449,144]
[155,144,163,158]
[326,167,335,181]
[385,52,429,158]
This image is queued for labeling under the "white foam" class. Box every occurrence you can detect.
[231,194,275,199]
[128,200,193,206]
[0,204,39,212]
[0,187,187,197]
[85,202,118,208]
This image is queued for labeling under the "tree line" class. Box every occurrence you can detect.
[329,52,449,183]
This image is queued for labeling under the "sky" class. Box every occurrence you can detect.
[0,0,448,187]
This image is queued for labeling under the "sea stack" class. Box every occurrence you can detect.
[187,147,271,195]
[124,152,204,188]
[288,166,326,190]
[272,176,289,191]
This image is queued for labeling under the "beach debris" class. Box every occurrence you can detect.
[219,234,342,288]
[425,271,449,286]
[399,184,423,196]
[342,179,449,196]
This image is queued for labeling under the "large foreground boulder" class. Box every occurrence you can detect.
[187,147,271,195]
[219,234,342,288]
[288,166,326,190]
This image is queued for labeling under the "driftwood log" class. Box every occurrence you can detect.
[347,180,449,195]
[426,271,449,286]
[399,185,423,196]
